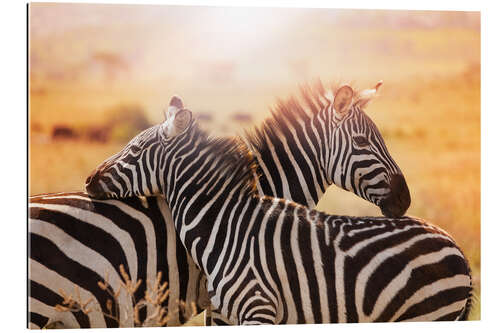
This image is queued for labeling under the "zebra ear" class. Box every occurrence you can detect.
[356,81,383,108]
[162,108,192,139]
[173,109,192,134]
[169,95,184,110]
[164,95,184,121]
[334,85,354,116]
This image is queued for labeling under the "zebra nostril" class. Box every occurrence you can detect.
[85,175,92,185]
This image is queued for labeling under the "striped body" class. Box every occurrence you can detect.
[192,196,471,323]
[85,91,472,324]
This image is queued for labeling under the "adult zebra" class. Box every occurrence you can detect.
[85,91,472,324]
[29,81,409,328]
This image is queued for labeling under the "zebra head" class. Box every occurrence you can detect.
[85,96,193,199]
[322,82,410,218]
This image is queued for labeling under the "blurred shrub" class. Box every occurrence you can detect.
[196,112,213,122]
[109,123,140,143]
[105,104,151,143]
[40,105,151,144]
[52,125,79,140]
[85,125,110,143]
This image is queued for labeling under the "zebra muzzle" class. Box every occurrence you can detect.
[85,172,108,199]
[379,174,411,218]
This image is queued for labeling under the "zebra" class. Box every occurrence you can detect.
[85,90,472,324]
[29,81,413,328]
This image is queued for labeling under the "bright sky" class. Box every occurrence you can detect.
[29,3,480,123]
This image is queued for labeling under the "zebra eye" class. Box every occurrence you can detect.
[129,145,141,154]
[353,136,370,147]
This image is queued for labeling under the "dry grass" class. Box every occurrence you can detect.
[50,266,198,328]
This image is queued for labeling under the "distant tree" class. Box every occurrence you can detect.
[231,112,252,123]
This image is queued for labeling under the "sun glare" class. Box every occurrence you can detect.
[190,7,296,58]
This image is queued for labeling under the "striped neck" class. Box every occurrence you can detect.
[244,85,335,208]
[163,129,258,233]
[245,120,329,208]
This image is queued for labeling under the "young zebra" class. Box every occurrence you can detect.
[29,82,413,328]
[85,92,472,324]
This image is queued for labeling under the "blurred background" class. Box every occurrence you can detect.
[28,3,480,320]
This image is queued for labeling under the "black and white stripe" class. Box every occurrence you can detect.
[29,192,208,328]
[85,91,472,324]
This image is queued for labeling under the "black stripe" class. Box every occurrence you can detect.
[215,198,248,282]
[260,202,287,322]
[174,230,191,323]
[30,207,132,278]
[395,286,470,322]
[110,164,130,194]
[267,128,308,205]
[436,310,463,321]
[339,220,420,252]
[317,215,339,322]
[248,207,279,306]
[28,312,49,329]
[29,234,119,327]
[225,201,259,276]
[260,126,285,197]
[375,255,470,322]
[142,157,153,194]
[297,207,322,322]
[287,117,326,197]
[29,280,90,327]
[363,237,457,316]
[343,227,433,322]
[134,154,145,194]
[205,197,236,275]
[280,206,305,323]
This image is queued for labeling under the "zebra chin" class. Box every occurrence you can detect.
[378,174,411,218]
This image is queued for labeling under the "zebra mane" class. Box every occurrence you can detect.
[244,79,361,152]
[190,124,259,194]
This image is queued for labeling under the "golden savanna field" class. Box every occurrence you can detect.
[29,4,480,322]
